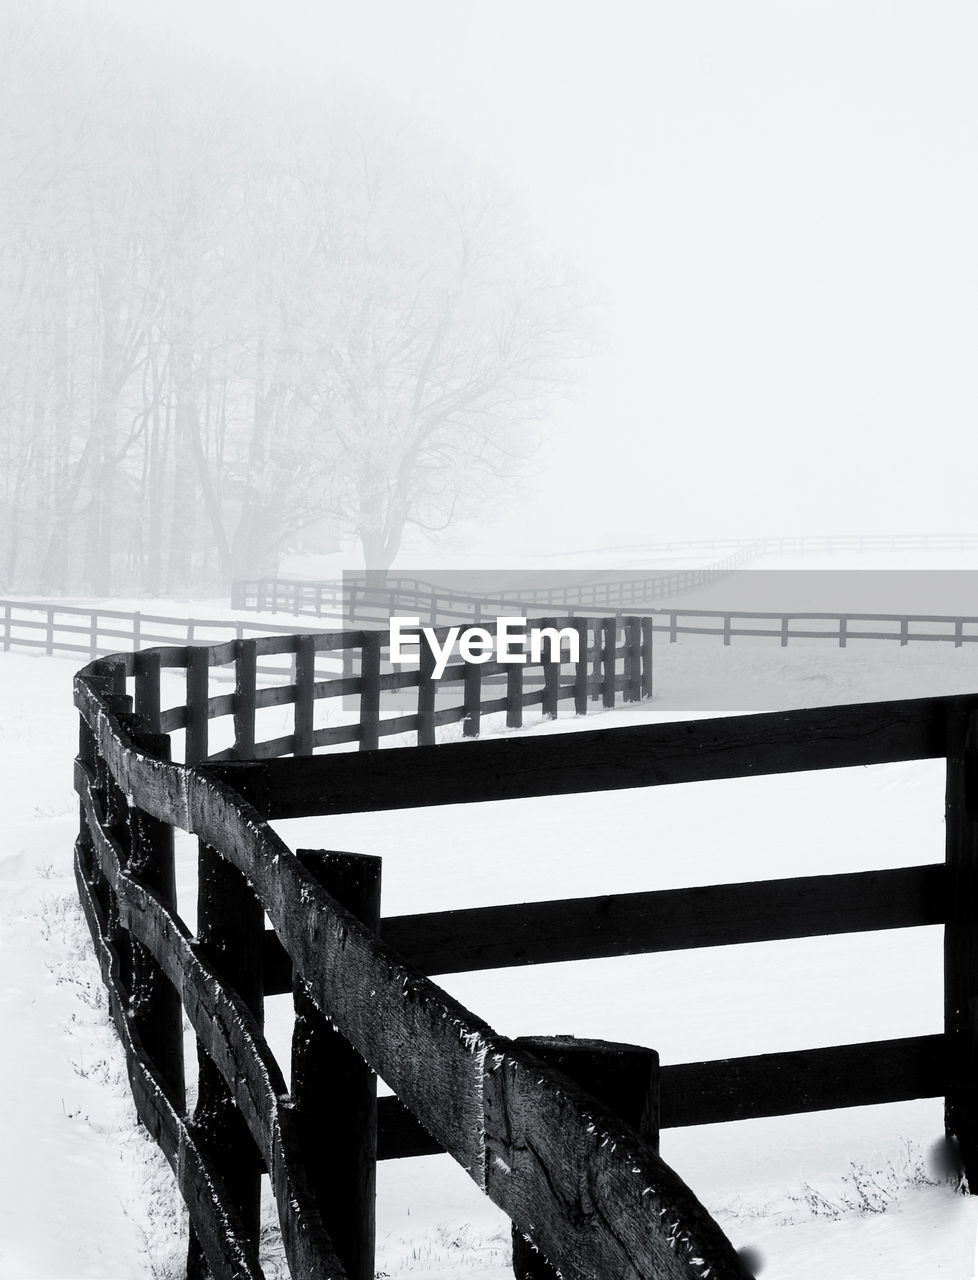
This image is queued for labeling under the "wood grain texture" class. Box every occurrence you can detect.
[76,763,348,1280]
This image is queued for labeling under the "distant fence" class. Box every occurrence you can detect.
[230,543,760,620]
[232,532,978,621]
[74,645,978,1279]
[653,607,978,647]
[0,598,325,661]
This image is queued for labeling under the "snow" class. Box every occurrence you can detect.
[4,600,978,1277]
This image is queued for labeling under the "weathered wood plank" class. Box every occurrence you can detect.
[76,765,348,1280]
[375,1033,946,1157]
[481,1043,752,1280]
[376,865,946,976]
[510,1037,659,1280]
[252,694,965,819]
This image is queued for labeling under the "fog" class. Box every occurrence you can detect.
[2,0,975,591]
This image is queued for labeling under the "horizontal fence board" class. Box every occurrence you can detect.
[377,864,947,975]
[261,863,945,993]
[254,694,965,819]
[661,1033,947,1127]
[375,1034,947,1158]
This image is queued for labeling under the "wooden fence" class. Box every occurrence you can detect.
[74,632,978,1279]
[80,617,647,762]
[75,642,748,1280]
[0,597,329,662]
[231,545,757,620]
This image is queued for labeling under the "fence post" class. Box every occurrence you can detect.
[626,617,642,703]
[46,606,54,656]
[185,645,210,764]
[602,618,616,709]
[574,619,589,715]
[294,634,316,756]
[781,617,789,648]
[463,644,483,737]
[542,617,560,720]
[641,617,654,700]
[234,638,258,760]
[293,851,381,1280]
[839,616,848,649]
[945,706,978,1189]
[188,767,266,1279]
[133,650,162,735]
[505,617,525,730]
[359,631,381,751]
[510,1036,659,1280]
[418,634,437,746]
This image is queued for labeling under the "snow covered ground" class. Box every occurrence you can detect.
[4,611,978,1278]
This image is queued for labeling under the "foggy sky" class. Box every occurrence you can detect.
[117,2,978,558]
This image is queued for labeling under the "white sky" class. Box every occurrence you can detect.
[150,1,977,557]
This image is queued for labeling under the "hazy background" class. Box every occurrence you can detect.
[2,0,975,585]
[169,0,978,553]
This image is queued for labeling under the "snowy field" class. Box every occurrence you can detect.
[5,617,978,1277]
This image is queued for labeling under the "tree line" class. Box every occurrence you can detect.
[0,3,593,596]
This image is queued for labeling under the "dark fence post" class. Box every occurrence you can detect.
[602,618,616,709]
[294,634,316,756]
[574,619,589,715]
[510,1036,659,1280]
[188,825,265,1279]
[945,706,978,1189]
[542,618,560,720]
[626,617,642,703]
[359,631,382,751]
[134,650,163,734]
[234,638,258,760]
[185,645,210,765]
[641,617,654,700]
[463,647,483,737]
[418,636,437,746]
[293,851,381,1280]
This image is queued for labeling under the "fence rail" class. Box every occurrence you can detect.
[74,624,978,1278]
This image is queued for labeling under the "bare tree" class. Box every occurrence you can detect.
[0,5,596,593]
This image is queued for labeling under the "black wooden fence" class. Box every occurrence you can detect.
[74,632,978,1279]
[75,644,750,1280]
